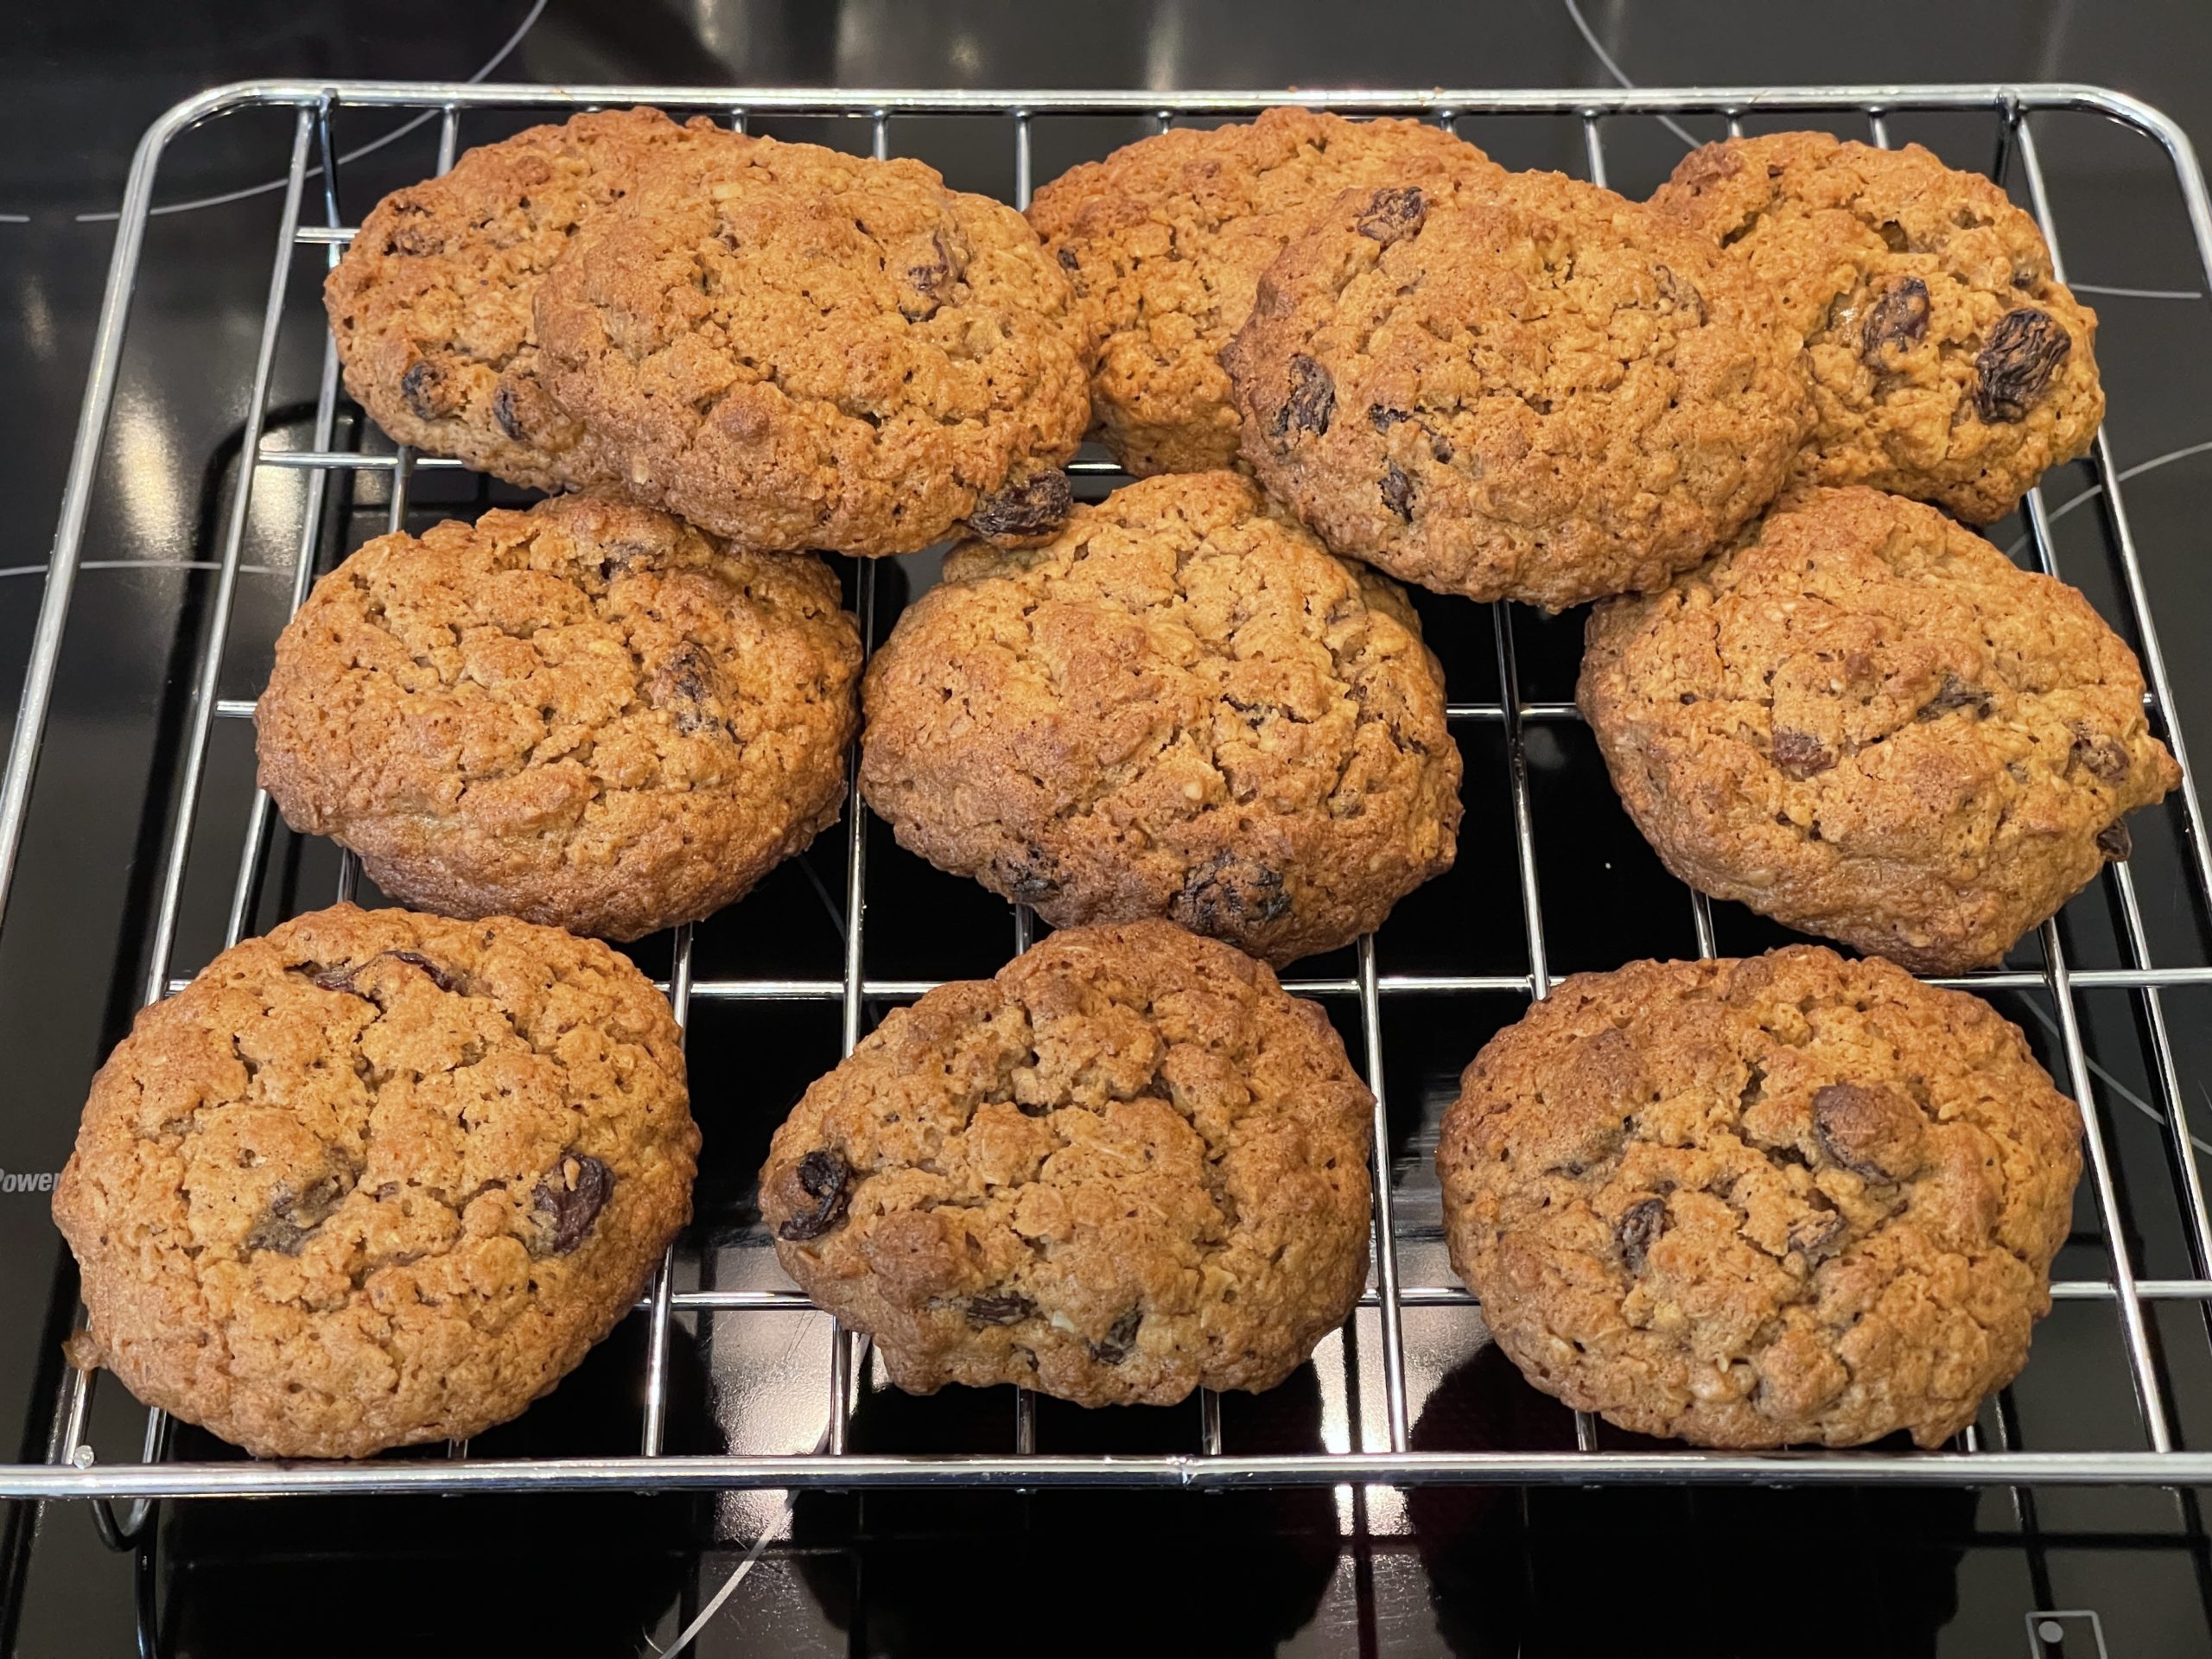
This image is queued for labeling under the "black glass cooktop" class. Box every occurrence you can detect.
[5,4,2212,1655]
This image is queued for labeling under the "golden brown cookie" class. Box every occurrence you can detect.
[760,919,1373,1407]
[1222,169,1811,611]
[859,472,1461,964]
[1437,946,2082,1448]
[533,137,1090,556]
[53,905,697,1459]
[256,496,861,943]
[1580,486,2178,973]
[325,107,719,491]
[1649,132,2103,523]
[1027,106,1506,476]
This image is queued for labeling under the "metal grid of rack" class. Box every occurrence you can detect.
[5,78,2212,1499]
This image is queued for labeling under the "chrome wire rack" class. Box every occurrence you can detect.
[7,78,2212,1504]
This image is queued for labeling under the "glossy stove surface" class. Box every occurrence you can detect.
[4,5,2212,1655]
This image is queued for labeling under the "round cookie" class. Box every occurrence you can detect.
[1437,946,2082,1448]
[533,139,1090,557]
[256,495,861,944]
[1027,105,1506,476]
[325,107,721,491]
[860,472,1462,964]
[52,904,698,1459]
[760,919,1374,1406]
[1580,486,2179,973]
[1649,132,2104,524]
[1222,170,1812,611]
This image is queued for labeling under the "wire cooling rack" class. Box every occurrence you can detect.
[4,79,2212,1504]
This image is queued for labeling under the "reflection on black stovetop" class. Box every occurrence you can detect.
[11,3,2212,1656]
[118,1344,2212,1659]
[145,1319,708,1656]
[1405,1348,1984,1659]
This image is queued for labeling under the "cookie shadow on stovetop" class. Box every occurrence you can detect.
[141,1315,717,1656]
[786,1365,1342,1659]
[1405,1345,1979,1659]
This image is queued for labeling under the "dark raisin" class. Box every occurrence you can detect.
[245,1210,311,1256]
[1056,245,1079,271]
[1614,1198,1667,1274]
[967,469,1072,542]
[245,1169,351,1255]
[388,224,442,257]
[491,381,527,441]
[1003,849,1063,906]
[1652,264,1706,325]
[1916,674,1992,721]
[1972,308,2070,423]
[378,950,452,993]
[1860,275,1930,363]
[595,540,650,586]
[652,644,724,738]
[1771,728,1836,780]
[1369,405,1413,433]
[399,359,449,422]
[1090,1306,1142,1363]
[1878,220,1910,253]
[899,232,956,321]
[1271,354,1334,441]
[1671,143,1744,193]
[1379,461,1417,521]
[308,950,454,996]
[967,1293,1037,1326]
[778,1148,854,1242]
[534,1154,613,1255]
[1177,855,1292,934]
[1355,186,1426,246]
[2068,724,2130,784]
[2096,820,2133,861]
[1430,432,1454,463]
[1788,1207,1849,1262]
[1812,1083,1924,1183]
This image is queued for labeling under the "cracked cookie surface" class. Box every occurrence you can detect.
[533,137,1090,556]
[52,904,697,1459]
[1649,131,2103,524]
[859,472,1462,964]
[256,496,861,943]
[1437,946,2082,1448]
[1221,168,1811,611]
[1027,105,1505,476]
[325,107,719,492]
[1580,486,2178,973]
[760,919,1373,1406]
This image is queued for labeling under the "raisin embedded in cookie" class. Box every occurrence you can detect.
[859,472,1462,965]
[1437,946,2082,1448]
[1222,169,1811,612]
[1579,486,2179,973]
[1027,105,1506,477]
[256,496,861,943]
[532,138,1090,557]
[52,905,698,1459]
[325,107,723,491]
[1650,131,2103,524]
[760,919,1374,1407]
